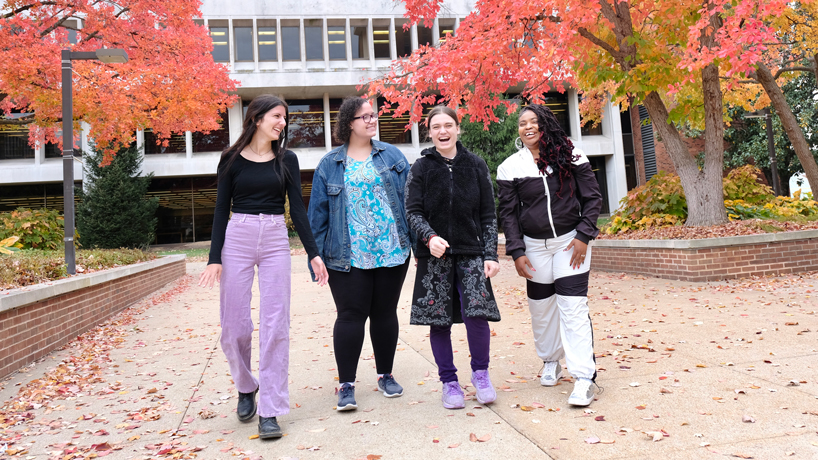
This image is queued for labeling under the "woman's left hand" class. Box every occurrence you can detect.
[566,239,588,270]
[311,256,329,287]
[484,260,500,278]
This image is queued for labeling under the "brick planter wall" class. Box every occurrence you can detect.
[0,255,185,380]
[589,230,818,282]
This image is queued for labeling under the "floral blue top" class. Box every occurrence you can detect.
[344,155,410,269]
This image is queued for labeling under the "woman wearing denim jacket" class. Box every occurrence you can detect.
[308,97,412,411]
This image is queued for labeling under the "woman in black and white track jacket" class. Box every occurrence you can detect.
[496,104,603,407]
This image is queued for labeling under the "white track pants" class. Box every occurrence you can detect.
[524,231,596,380]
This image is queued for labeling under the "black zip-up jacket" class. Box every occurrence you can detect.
[405,142,498,260]
[497,147,603,260]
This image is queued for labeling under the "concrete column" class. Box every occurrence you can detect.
[432,18,440,46]
[368,18,375,68]
[228,18,235,70]
[567,88,582,142]
[35,143,43,166]
[228,99,243,145]
[136,129,145,153]
[276,18,283,69]
[389,18,397,60]
[372,97,379,140]
[411,24,418,51]
[323,92,332,151]
[605,100,628,211]
[345,18,352,67]
[412,122,420,148]
[252,18,259,72]
[322,18,330,70]
[299,18,307,70]
[185,132,193,159]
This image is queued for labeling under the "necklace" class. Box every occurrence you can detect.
[248,145,273,157]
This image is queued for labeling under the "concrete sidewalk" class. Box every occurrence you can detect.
[1,256,817,459]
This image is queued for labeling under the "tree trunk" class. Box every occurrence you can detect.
[641,91,727,226]
[755,61,818,195]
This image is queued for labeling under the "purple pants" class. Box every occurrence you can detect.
[219,213,291,417]
[429,276,491,383]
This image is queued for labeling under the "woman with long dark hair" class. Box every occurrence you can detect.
[405,106,500,410]
[199,94,328,438]
[496,104,603,406]
[308,96,412,412]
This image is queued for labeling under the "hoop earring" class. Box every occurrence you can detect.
[515,137,523,150]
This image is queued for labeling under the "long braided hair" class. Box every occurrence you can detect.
[520,104,578,197]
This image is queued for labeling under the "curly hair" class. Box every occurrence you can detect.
[333,96,368,144]
[520,104,578,197]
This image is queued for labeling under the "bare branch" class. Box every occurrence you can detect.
[2,2,59,19]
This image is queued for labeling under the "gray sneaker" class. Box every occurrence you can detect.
[568,378,597,406]
[336,383,357,411]
[540,361,563,387]
[377,374,403,398]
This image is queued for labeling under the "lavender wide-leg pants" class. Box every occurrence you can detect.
[219,213,291,418]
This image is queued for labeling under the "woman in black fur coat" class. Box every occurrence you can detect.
[404,106,500,410]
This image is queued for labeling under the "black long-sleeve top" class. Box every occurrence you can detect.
[207,150,319,265]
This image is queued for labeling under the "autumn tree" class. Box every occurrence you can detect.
[371,0,788,226]
[0,0,237,162]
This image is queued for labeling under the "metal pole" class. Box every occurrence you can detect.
[764,108,782,196]
[61,49,76,275]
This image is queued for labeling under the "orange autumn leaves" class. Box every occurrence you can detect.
[0,0,237,164]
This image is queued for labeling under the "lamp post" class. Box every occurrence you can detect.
[743,107,782,197]
[62,48,128,275]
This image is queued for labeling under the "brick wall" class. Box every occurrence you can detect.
[0,258,185,380]
[590,238,818,282]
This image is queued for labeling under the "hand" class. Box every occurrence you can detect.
[428,236,449,258]
[514,256,535,279]
[311,256,329,287]
[484,260,500,278]
[198,263,222,289]
[566,238,588,270]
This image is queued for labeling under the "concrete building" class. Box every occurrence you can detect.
[0,0,637,243]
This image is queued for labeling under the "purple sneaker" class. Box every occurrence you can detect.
[471,369,496,405]
[441,381,465,409]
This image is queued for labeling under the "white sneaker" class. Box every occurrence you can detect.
[539,361,563,387]
[568,378,596,406]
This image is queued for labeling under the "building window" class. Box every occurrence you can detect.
[395,20,412,57]
[281,20,300,61]
[44,141,61,158]
[288,99,326,148]
[581,120,603,136]
[304,19,323,60]
[257,20,277,61]
[209,21,229,62]
[418,23,433,47]
[0,128,35,160]
[234,20,253,62]
[328,98,344,146]
[438,19,456,44]
[418,104,436,142]
[327,20,346,60]
[350,19,369,59]
[377,97,411,144]
[192,111,230,153]
[373,19,390,59]
[144,130,187,154]
[538,92,571,137]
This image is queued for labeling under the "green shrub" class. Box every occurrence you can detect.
[0,248,155,290]
[0,208,72,250]
[722,165,774,204]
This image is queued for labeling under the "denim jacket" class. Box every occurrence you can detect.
[308,140,414,275]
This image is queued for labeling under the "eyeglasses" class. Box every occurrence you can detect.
[353,113,378,123]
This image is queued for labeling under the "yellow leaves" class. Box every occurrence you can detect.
[0,235,21,255]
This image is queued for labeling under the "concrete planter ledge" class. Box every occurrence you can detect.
[0,254,186,380]
[592,229,818,249]
[0,254,186,314]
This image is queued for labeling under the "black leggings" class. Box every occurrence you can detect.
[327,259,410,383]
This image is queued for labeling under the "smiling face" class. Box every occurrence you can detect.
[257,105,287,141]
[350,102,378,141]
[518,109,541,151]
[429,112,460,155]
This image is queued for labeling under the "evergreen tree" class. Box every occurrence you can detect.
[459,105,521,184]
[77,145,158,249]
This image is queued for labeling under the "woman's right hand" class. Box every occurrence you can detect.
[514,256,535,279]
[198,263,222,289]
[429,236,450,258]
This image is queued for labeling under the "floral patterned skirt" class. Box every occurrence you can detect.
[409,255,500,327]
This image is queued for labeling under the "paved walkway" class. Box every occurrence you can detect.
[1,257,816,459]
